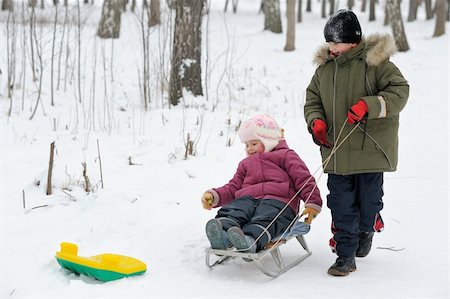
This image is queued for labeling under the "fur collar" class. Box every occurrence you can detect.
[312,33,397,67]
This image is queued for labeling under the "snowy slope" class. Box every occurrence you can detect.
[0,1,448,298]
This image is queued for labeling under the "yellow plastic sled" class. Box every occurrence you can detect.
[55,242,146,282]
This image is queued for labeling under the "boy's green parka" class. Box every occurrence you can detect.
[304,33,410,175]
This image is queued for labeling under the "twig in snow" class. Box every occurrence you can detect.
[46,142,55,195]
[96,139,104,189]
[32,204,49,210]
[376,246,406,251]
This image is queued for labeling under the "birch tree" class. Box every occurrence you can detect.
[97,0,122,38]
[263,0,282,33]
[387,0,409,51]
[169,0,204,105]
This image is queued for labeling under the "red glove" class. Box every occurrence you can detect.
[311,119,332,148]
[348,100,368,124]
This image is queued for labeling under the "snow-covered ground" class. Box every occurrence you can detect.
[0,1,448,298]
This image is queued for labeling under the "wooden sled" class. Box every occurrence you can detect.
[205,221,312,278]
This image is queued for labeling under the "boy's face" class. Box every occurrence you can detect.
[328,42,358,58]
[245,140,265,155]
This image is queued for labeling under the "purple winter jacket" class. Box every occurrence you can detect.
[208,140,322,213]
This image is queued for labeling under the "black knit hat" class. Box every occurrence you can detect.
[324,9,362,43]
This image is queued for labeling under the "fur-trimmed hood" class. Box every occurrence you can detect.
[313,33,397,67]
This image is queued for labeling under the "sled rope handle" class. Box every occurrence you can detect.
[235,119,361,255]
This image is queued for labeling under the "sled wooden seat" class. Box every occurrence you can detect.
[205,221,312,278]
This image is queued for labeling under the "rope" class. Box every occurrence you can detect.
[234,119,361,255]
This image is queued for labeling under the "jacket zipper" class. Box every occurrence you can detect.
[332,60,338,173]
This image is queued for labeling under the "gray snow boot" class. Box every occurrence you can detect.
[327,256,357,276]
[227,227,256,261]
[205,219,232,250]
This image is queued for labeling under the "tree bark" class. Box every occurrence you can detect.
[347,0,355,10]
[297,0,302,22]
[433,0,446,37]
[264,0,282,33]
[387,0,410,51]
[169,0,204,105]
[1,0,13,10]
[148,0,160,27]
[97,0,122,38]
[284,0,295,51]
[46,142,55,196]
[306,0,311,12]
[369,0,376,21]
[424,0,434,19]
[407,0,419,21]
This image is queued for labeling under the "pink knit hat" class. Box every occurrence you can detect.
[238,114,280,152]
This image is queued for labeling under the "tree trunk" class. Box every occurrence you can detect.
[169,0,204,106]
[433,0,446,37]
[447,0,450,21]
[263,0,282,33]
[306,0,311,12]
[424,0,434,19]
[97,0,122,38]
[361,0,367,12]
[321,0,326,18]
[407,0,419,21]
[297,0,302,22]
[2,0,13,10]
[284,0,295,51]
[387,0,409,51]
[148,0,160,26]
[329,0,335,16]
[347,0,355,10]
[369,0,376,21]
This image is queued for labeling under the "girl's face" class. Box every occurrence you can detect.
[245,140,265,155]
[328,42,358,58]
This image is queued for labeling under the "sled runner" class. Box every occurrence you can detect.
[55,242,146,282]
[205,221,312,278]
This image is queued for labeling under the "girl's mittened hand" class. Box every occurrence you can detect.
[301,207,320,224]
[201,192,214,210]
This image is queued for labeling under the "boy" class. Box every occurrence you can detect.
[304,9,409,276]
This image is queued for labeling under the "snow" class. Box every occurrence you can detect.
[0,1,448,298]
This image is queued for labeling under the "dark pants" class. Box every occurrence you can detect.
[327,173,384,258]
[216,196,296,251]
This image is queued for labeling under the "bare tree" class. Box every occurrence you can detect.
[347,0,355,10]
[284,0,295,51]
[169,0,204,105]
[2,0,13,10]
[50,2,58,106]
[433,0,446,37]
[321,0,326,18]
[361,0,367,12]
[306,0,312,12]
[6,7,16,116]
[97,0,122,38]
[263,0,282,33]
[407,0,419,21]
[148,0,160,26]
[387,0,409,51]
[297,0,302,22]
[447,0,450,20]
[424,0,434,19]
[328,0,335,16]
[224,0,238,13]
[369,0,377,21]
